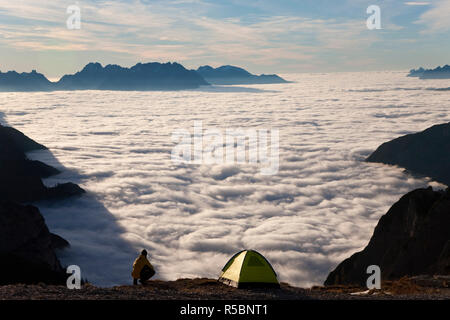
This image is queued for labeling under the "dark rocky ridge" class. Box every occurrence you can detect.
[0,276,449,300]
[0,202,68,285]
[366,122,450,186]
[0,124,85,202]
[325,187,450,286]
[196,65,288,85]
[0,124,83,284]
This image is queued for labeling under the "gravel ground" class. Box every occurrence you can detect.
[0,276,449,300]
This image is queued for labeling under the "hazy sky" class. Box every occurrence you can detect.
[0,0,449,78]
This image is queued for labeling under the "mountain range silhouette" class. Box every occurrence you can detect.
[0,62,288,91]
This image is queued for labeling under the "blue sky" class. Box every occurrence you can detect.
[0,0,449,78]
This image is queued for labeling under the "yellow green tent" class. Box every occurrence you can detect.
[218,250,280,288]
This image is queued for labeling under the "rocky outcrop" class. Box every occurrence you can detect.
[0,125,47,152]
[0,124,83,284]
[196,65,288,85]
[366,122,450,186]
[0,124,85,202]
[0,201,68,284]
[325,187,450,286]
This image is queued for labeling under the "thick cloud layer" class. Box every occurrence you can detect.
[0,71,448,287]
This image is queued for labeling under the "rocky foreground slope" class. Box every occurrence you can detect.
[0,277,448,300]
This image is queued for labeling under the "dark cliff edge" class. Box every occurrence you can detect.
[196,65,289,85]
[0,124,85,202]
[0,124,84,284]
[366,122,450,186]
[325,187,450,286]
[326,123,450,286]
[0,202,68,285]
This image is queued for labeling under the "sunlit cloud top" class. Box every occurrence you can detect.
[0,0,448,77]
[404,2,431,6]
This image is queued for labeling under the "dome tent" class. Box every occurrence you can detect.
[218,250,280,288]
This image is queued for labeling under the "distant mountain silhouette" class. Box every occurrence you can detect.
[408,65,450,79]
[56,62,209,90]
[0,70,53,92]
[196,65,288,85]
[0,62,291,91]
[0,62,210,91]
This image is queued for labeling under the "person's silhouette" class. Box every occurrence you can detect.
[131,249,155,285]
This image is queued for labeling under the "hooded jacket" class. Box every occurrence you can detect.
[132,254,154,279]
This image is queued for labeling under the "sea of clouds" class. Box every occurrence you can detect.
[1,71,449,287]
